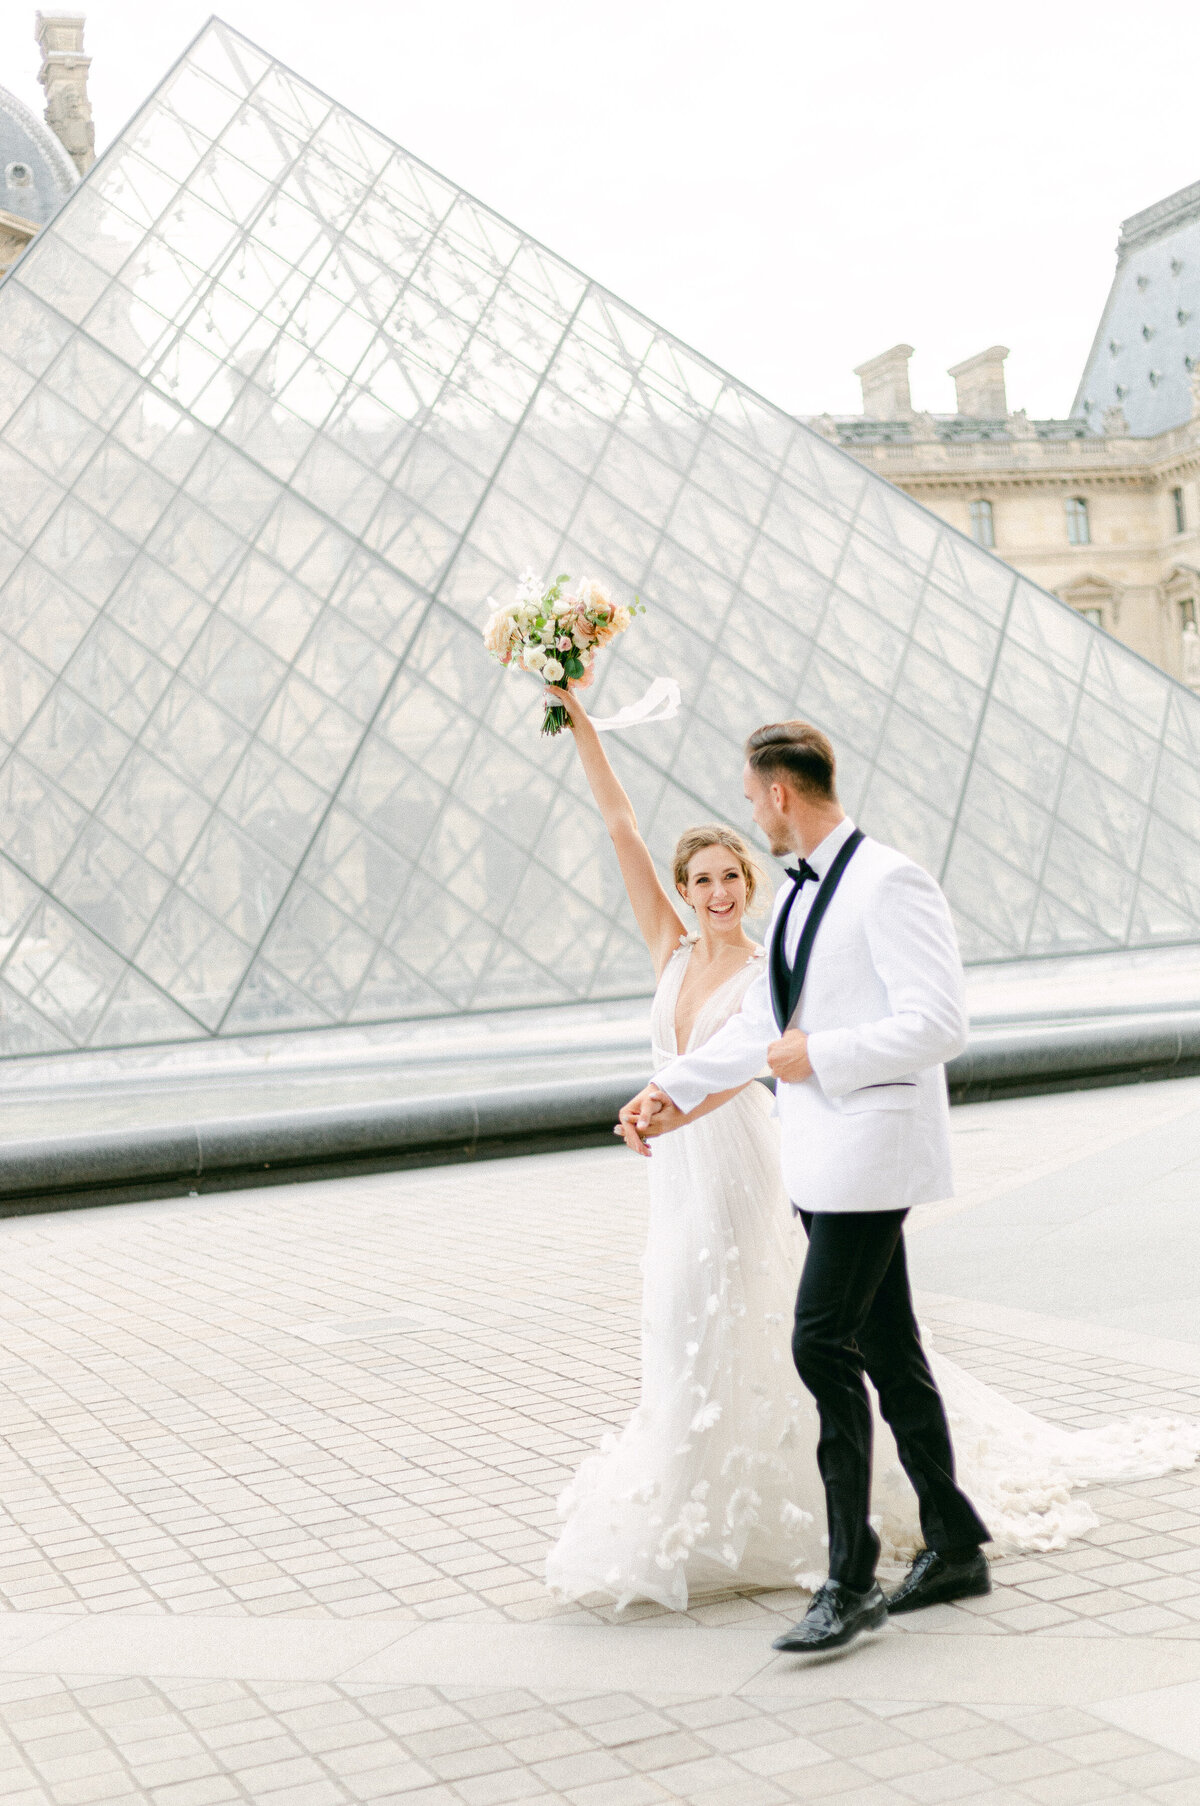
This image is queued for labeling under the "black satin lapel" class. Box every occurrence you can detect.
[769,885,799,1032]
[783,828,865,1027]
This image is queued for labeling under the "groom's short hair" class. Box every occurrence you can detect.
[745,721,837,799]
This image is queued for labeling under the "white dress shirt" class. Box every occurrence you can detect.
[772,815,860,969]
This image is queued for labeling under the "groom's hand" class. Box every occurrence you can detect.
[615,1084,685,1155]
[767,1030,814,1083]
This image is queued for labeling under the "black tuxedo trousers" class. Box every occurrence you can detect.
[794,1209,990,1590]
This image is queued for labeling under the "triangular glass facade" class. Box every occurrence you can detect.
[1,19,1199,1057]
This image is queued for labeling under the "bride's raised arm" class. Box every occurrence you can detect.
[546,684,685,977]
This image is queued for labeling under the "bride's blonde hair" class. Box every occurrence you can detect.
[672,825,766,911]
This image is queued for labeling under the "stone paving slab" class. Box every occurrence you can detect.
[0,1674,1198,1806]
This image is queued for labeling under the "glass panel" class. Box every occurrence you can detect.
[96,747,211,877]
[1084,635,1169,739]
[299,806,414,936]
[858,770,952,878]
[1007,581,1091,680]
[835,537,924,635]
[793,650,889,759]
[989,638,1079,743]
[136,889,251,1028]
[18,686,132,810]
[255,672,361,790]
[2,902,127,1043]
[176,813,290,943]
[86,969,205,1048]
[973,701,1068,803]
[1040,826,1134,942]
[252,883,377,1015]
[955,766,1052,880]
[941,831,1036,954]
[60,618,171,735]
[911,578,1001,687]
[1150,748,1200,844]
[1055,759,1146,868]
[0,637,53,753]
[1069,693,1157,803]
[220,742,324,865]
[692,652,791,746]
[872,708,968,815]
[1137,816,1200,926]
[925,532,1014,626]
[0,756,86,882]
[222,959,335,1032]
[54,821,171,955]
[817,590,908,693]
[890,645,983,751]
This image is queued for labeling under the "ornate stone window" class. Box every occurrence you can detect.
[1058,574,1117,629]
[1174,486,1187,534]
[1066,497,1090,545]
[967,498,994,548]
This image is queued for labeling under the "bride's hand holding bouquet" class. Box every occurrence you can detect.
[482,571,643,736]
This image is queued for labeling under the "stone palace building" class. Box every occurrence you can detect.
[806,182,1200,690]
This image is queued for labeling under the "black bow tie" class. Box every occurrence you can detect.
[784,859,819,889]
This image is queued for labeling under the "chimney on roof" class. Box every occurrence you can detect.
[853,344,915,420]
[35,12,94,177]
[948,346,1010,418]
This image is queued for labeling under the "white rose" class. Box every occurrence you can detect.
[543,658,564,682]
[524,646,547,671]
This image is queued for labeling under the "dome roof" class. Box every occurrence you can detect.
[0,82,77,228]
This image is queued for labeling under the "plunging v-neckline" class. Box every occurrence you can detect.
[670,942,762,1056]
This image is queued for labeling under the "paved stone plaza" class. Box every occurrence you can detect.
[3,1078,1200,1802]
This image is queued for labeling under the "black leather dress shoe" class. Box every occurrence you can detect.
[886,1548,990,1614]
[771,1580,887,1652]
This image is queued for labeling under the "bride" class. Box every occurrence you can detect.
[542,684,1200,1613]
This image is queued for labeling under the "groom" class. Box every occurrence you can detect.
[618,720,990,1652]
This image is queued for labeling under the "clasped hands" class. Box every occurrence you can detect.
[615,1031,813,1154]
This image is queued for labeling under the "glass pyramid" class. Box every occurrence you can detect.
[0,18,1198,1057]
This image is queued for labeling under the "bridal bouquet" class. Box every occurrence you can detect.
[483,571,644,736]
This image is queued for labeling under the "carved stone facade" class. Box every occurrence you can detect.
[35,12,93,177]
[812,351,1200,690]
[0,13,88,276]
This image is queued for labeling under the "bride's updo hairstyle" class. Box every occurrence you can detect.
[672,825,766,912]
[744,720,838,799]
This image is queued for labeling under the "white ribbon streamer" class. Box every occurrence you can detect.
[590,677,681,734]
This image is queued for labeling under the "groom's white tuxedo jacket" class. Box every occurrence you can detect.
[654,817,968,1214]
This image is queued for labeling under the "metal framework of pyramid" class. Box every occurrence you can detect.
[0,18,1199,1058]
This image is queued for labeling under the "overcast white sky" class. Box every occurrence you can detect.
[3,1,1197,420]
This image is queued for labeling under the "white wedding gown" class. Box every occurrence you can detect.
[546,939,1200,1612]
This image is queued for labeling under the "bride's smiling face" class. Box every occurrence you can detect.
[679,846,748,934]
